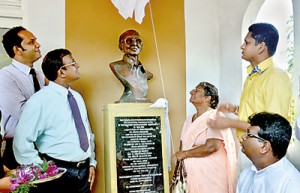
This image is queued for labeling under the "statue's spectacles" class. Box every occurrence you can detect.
[124,37,142,45]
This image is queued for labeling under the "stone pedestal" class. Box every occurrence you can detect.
[103,103,170,193]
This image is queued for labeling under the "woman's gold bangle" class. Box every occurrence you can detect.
[185,151,189,158]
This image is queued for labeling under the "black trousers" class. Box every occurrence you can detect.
[2,138,19,169]
[30,155,91,193]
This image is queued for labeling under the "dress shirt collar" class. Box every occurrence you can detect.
[48,81,71,97]
[123,54,142,68]
[251,156,286,175]
[246,57,273,76]
[12,59,32,75]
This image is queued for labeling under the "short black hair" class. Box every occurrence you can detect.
[2,26,26,58]
[248,112,291,159]
[248,23,279,56]
[42,49,71,81]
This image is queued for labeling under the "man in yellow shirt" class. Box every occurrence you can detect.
[216,23,292,175]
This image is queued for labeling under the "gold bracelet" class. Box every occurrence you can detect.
[185,151,189,158]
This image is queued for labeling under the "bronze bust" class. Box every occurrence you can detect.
[110,30,153,103]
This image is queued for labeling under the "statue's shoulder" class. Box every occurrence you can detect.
[110,60,126,67]
[110,60,128,70]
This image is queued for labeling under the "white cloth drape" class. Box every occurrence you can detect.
[111,0,149,24]
[150,98,172,171]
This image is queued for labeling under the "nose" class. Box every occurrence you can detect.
[35,41,41,48]
[240,43,245,49]
[131,39,138,45]
[190,89,196,94]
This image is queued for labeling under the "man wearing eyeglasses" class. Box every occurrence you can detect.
[13,49,97,193]
[209,112,300,192]
[240,112,300,193]
[109,29,153,103]
[0,26,46,169]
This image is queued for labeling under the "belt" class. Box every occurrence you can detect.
[41,154,89,169]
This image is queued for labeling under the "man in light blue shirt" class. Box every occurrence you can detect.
[13,49,96,193]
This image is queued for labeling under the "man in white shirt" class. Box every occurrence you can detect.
[209,112,300,193]
[0,26,45,169]
[237,112,300,192]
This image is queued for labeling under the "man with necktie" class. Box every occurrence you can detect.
[13,48,96,193]
[0,26,45,169]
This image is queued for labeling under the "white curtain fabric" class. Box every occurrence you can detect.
[111,0,149,24]
[150,98,172,171]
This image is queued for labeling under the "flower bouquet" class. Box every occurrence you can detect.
[10,160,66,193]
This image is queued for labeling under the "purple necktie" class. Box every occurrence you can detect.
[30,68,41,92]
[67,91,89,152]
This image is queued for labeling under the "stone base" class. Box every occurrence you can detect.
[102,103,170,193]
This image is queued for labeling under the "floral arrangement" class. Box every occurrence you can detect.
[10,160,60,193]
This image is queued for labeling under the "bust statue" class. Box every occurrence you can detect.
[109,30,153,103]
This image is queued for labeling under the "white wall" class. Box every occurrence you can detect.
[0,0,22,28]
[185,0,299,116]
[185,0,251,115]
[0,0,65,68]
[22,0,65,69]
[184,0,220,115]
[293,0,300,113]
[218,0,251,104]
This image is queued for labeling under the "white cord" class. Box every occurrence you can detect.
[148,1,166,99]
[148,1,176,162]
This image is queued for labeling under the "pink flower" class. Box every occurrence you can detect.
[9,181,20,191]
[10,160,62,193]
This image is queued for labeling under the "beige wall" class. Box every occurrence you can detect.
[66,0,186,192]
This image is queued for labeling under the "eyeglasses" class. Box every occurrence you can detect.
[246,129,266,142]
[124,37,142,45]
[59,61,78,70]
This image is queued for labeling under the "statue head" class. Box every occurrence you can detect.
[118,30,143,56]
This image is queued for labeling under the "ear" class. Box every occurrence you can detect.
[259,140,271,154]
[57,69,66,78]
[258,42,266,54]
[13,46,22,56]
[205,96,211,103]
